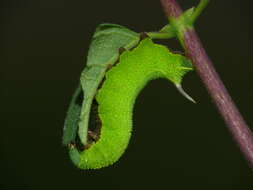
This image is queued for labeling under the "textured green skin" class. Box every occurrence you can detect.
[76,38,192,169]
[71,24,140,146]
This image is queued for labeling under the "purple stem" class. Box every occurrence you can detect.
[160,0,253,168]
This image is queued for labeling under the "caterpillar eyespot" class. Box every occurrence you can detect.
[63,25,194,169]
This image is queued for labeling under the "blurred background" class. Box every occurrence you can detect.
[1,0,253,189]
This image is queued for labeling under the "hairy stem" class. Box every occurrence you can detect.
[160,0,253,168]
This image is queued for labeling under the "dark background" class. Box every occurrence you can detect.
[1,0,253,189]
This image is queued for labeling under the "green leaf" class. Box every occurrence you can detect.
[62,85,82,145]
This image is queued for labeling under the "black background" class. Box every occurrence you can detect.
[1,0,253,189]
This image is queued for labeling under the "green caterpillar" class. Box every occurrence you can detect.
[63,23,195,169]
